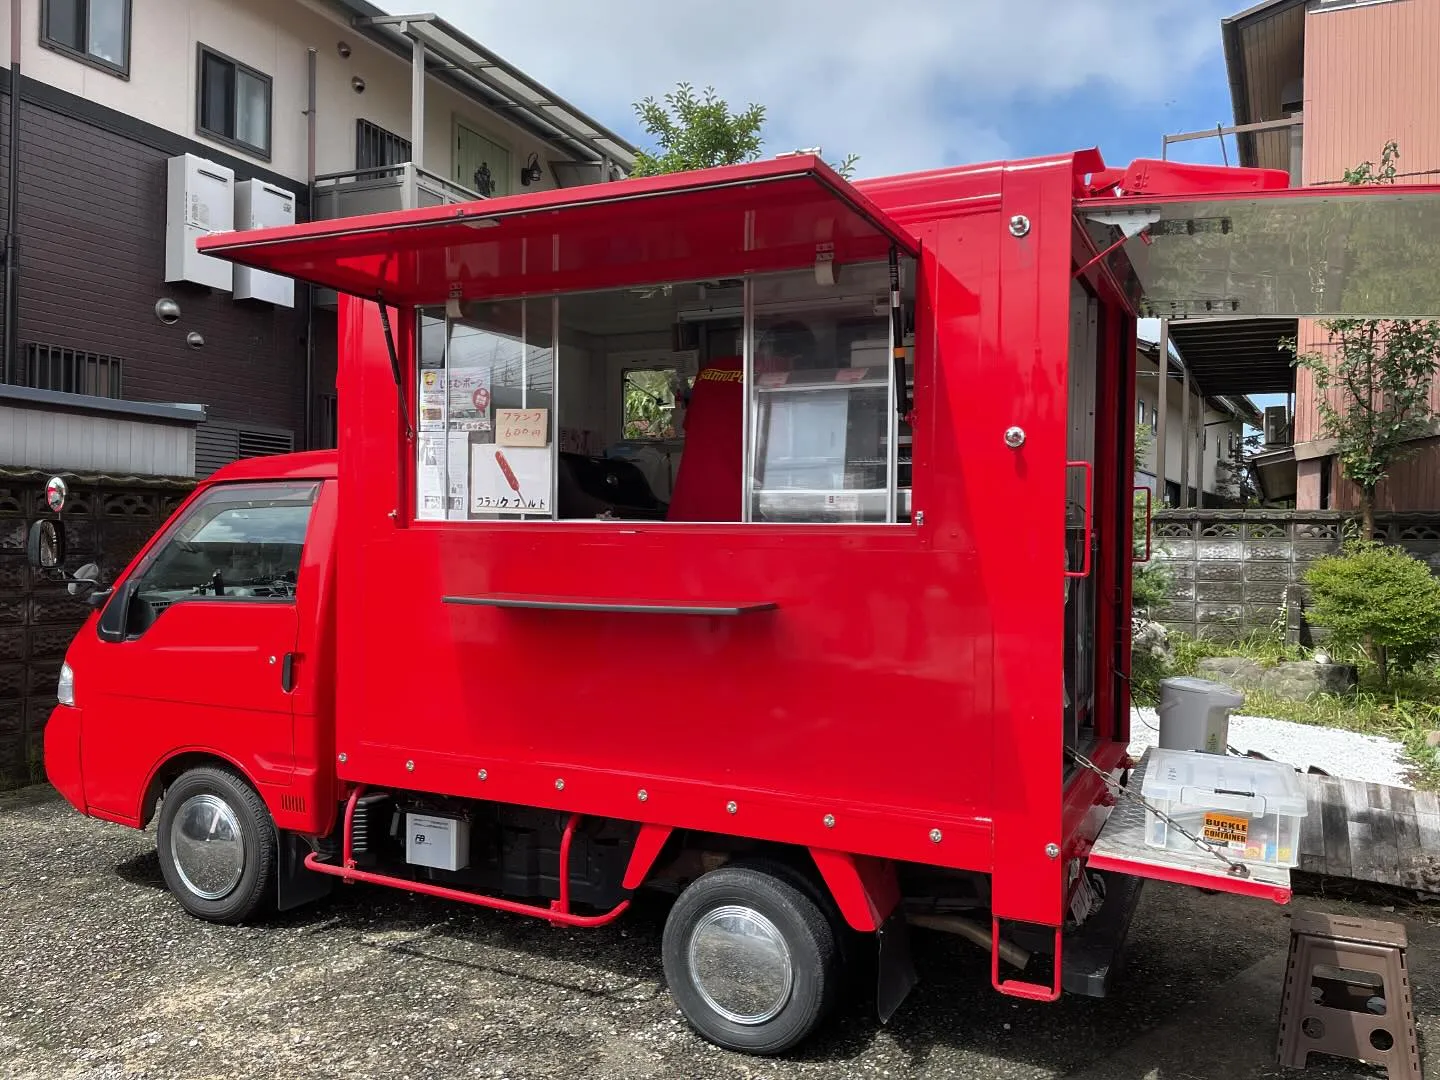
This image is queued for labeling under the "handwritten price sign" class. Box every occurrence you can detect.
[496,408,549,448]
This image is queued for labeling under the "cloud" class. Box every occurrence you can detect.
[410,0,1232,177]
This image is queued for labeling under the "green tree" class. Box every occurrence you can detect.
[1303,539,1440,687]
[1283,142,1440,537]
[630,82,859,179]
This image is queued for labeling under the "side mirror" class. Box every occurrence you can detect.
[26,519,66,569]
[67,562,103,597]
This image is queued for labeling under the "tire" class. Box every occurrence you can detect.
[662,862,843,1055]
[155,766,277,925]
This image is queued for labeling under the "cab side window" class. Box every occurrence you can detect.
[129,482,319,619]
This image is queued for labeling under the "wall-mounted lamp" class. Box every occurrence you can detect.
[351,75,366,94]
[519,152,544,186]
[337,41,352,58]
[155,298,180,325]
[186,332,205,349]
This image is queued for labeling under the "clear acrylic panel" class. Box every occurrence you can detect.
[1089,191,1440,319]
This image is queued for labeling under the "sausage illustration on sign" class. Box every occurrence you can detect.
[494,449,524,504]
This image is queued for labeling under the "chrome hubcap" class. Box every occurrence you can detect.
[169,793,245,901]
[687,904,794,1025]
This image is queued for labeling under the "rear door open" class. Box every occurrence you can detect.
[1079,181,1440,902]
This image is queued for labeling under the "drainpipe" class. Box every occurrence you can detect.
[3,0,21,385]
[303,47,316,449]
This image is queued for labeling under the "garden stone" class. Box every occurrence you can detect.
[1426,730,1440,749]
[1131,618,1171,662]
[1195,656,1265,690]
[1258,662,1357,700]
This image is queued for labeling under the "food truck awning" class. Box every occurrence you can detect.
[1078,184,1440,320]
[198,156,920,304]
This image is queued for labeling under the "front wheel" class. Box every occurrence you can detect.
[662,862,843,1055]
[155,766,277,924]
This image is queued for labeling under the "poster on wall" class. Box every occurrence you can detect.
[446,431,472,518]
[470,444,551,515]
[448,368,493,431]
[418,369,446,431]
[416,434,447,520]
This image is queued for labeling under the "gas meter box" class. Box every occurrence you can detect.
[1141,748,1308,869]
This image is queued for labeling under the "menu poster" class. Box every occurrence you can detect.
[449,369,493,431]
[496,408,548,448]
[418,369,446,431]
[446,431,471,518]
[470,445,551,515]
[416,434,447,519]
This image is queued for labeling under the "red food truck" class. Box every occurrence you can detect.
[25,149,1440,1054]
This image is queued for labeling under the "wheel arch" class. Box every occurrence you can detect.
[139,748,259,828]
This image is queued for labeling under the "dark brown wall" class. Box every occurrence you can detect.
[1326,438,1440,514]
[0,78,315,439]
[0,472,194,788]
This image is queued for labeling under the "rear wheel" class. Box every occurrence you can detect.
[662,862,843,1054]
[155,766,276,924]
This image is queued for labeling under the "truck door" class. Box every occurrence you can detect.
[80,480,321,817]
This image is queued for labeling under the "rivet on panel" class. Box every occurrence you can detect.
[1009,214,1031,237]
[337,752,347,764]
[555,778,565,791]
[726,801,738,815]
[929,828,943,843]
[1045,843,1060,859]
[637,789,649,802]
[823,814,835,829]
[477,769,488,781]
[405,760,415,772]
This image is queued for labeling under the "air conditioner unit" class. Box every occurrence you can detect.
[234,179,296,307]
[1263,405,1291,447]
[165,153,235,290]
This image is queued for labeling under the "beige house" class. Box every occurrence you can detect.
[1133,339,1259,507]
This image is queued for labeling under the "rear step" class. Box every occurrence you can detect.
[1001,870,1147,998]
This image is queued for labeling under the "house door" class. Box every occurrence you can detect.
[455,121,510,198]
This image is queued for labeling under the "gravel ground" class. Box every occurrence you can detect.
[1128,707,1413,788]
[2,784,1437,1080]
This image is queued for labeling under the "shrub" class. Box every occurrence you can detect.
[1302,540,1440,686]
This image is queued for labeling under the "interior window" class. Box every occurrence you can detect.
[416,299,555,521]
[132,482,318,616]
[412,258,914,526]
[747,262,913,524]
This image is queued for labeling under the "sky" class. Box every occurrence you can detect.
[406,0,1281,411]
[413,0,1245,178]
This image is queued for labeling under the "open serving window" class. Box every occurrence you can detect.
[203,157,920,527]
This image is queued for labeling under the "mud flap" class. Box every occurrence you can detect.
[276,832,333,913]
[876,907,918,1023]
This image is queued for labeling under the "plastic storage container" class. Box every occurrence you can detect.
[1156,676,1245,754]
[1141,747,1308,868]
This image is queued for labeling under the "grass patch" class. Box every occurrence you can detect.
[1136,628,1440,789]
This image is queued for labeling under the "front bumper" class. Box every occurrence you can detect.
[43,705,84,813]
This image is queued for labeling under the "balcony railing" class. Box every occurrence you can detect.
[312,162,483,222]
[310,164,482,309]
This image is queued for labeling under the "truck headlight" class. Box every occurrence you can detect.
[57,663,75,707]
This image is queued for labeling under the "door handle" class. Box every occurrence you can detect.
[281,652,296,693]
